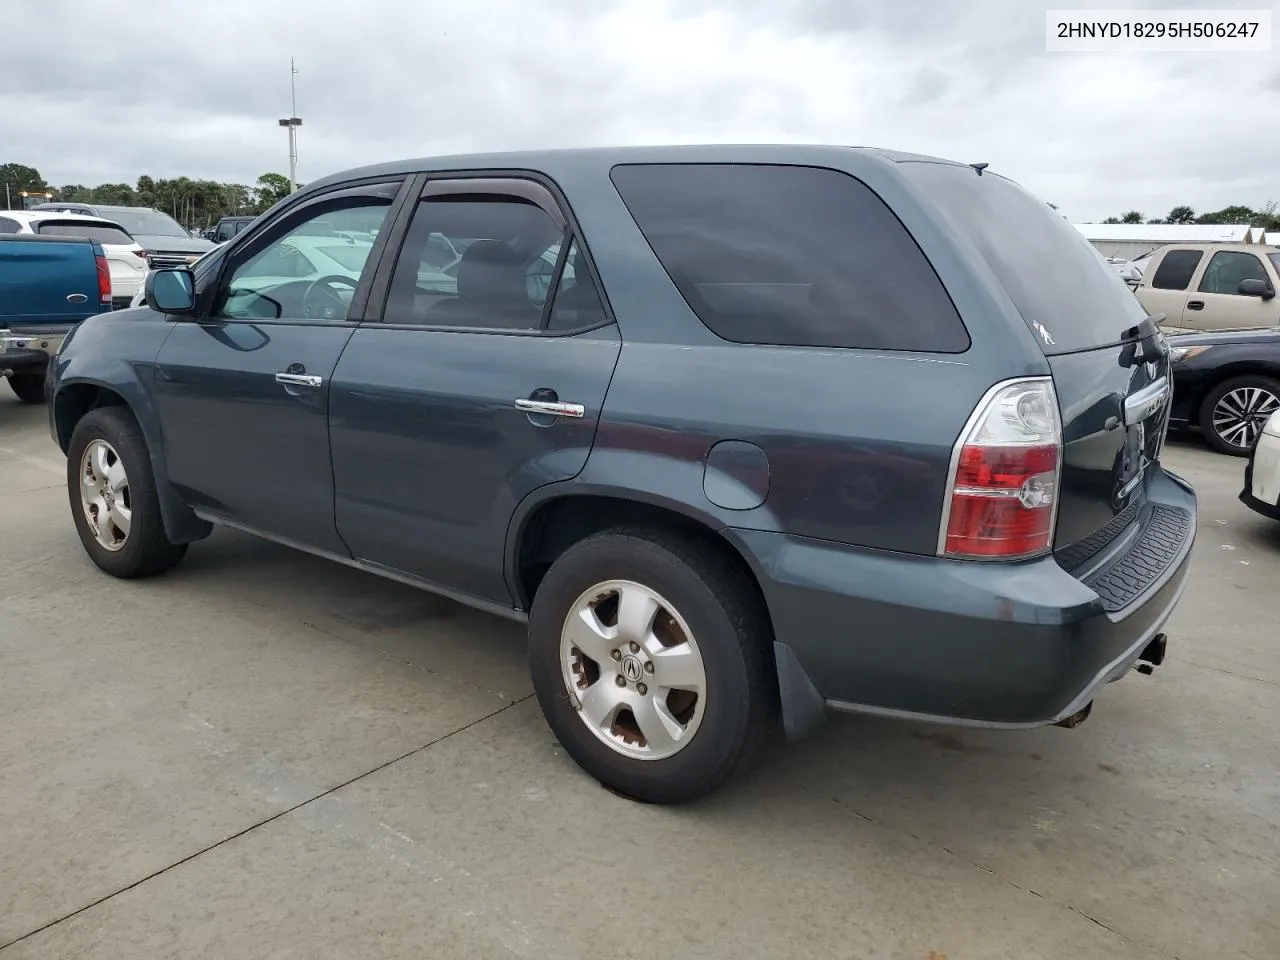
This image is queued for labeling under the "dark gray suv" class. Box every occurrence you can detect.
[47,146,1196,803]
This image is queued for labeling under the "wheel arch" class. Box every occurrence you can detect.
[52,377,211,544]
[1190,362,1280,420]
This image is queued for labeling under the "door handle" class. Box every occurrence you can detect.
[1187,300,1204,310]
[514,398,584,418]
[275,372,323,387]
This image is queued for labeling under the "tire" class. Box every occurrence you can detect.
[66,407,187,578]
[8,373,46,404]
[528,527,775,804]
[1198,375,1280,456]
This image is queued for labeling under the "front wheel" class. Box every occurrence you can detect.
[1199,375,1280,456]
[8,373,46,404]
[528,528,775,804]
[66,407,187,578]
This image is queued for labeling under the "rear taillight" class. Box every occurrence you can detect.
[95,254,112,305]
[941,378,1061,560]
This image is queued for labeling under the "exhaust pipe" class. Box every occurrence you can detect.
[1134,633,1167,675]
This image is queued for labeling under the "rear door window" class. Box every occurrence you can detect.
[610,163,969,352]
[0,217,20,234]
[1150,249,1203,290]
[899,161,1149,354]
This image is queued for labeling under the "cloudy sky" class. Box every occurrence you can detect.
[3,0,1277,221]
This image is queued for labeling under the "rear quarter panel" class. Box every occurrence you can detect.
[516,148,1049,556]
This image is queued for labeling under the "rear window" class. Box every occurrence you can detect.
[36,221,134,245]
[610,163,969,353]
[1151,249,1203,290]
[899,162,1148,355]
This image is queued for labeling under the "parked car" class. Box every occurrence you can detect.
[1136,242,1280,333]
[31,203,214,267]
[47,146,1196,803]
[0,210,149,308]
[1241,410,1280,520]
[1117,250,1152,290]
[0,233,111,402]
[208,216,255,244]
[1167,327,1280,455]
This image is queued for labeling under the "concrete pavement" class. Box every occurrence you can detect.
[1,391,1277,959]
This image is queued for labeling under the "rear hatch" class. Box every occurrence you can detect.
[900,162,1172,569]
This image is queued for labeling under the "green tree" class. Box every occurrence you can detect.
[1166,205,1196,224]
[255,172,292,211]
[0,162,49,208]
[1120,210,1143,224]
[1195,205,1256,225]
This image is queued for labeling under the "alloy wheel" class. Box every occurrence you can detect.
[80,439,132,551]
[1211,386,1280,452]
[559,579,707,761]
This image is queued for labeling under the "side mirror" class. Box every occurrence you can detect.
[1238,278,1275,299]
[145,268,196,314]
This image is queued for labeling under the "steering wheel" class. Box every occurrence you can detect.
[302,274,359,321]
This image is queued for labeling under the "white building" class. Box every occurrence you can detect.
[1073,223,1255,261]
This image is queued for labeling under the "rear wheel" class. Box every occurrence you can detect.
[1199,375,1280,456]
[528,528,775,804]
[8,374,46,404]
[67,407,187,578]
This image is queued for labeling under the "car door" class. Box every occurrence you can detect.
[329,177,620,603]
[1137,246,1205,333]
[153,179,408,553]
[1184,248,1279,331]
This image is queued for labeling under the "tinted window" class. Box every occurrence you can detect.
[899,162,1147,354]
[384,196,563,330]
[36,221,134,245]
[1269,252,1280,275]
[547,239,608,331]
[1198,251,1267,295]
[1150,249,1203,290]
[0,217,19,234]
[214,198,390,321]
[104,210,189,238]
[611,164,967,352]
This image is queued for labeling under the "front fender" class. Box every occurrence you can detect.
[50,312,211,544]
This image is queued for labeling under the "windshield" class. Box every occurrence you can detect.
[36,221,135,245]
[900,162,1147,355]
[106,210,189,238]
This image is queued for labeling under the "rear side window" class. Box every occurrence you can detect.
[36,221,134,245]
[0,217,19,234]
[610,164,969,352]
[1150,250,1203,290]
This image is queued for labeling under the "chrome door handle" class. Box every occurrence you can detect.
[275,372,323,387]
[514,398,584,418]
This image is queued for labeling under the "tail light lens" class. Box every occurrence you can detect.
[941,378,1061,560]
[95,253,112,305]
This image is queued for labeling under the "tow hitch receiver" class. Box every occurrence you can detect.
[1135,633,1167,676]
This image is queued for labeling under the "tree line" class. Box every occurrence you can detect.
[1,163,295,228]
[1100,203,1280,229]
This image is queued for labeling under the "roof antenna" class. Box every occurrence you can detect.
[970,162,988,176]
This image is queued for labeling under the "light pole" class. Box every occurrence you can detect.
[278,59,302,192]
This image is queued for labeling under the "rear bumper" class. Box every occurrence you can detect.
[736,466,1197,733]
[1,327,71,375]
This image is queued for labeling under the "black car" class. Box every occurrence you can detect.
[47,146,1196,803]
[207,216,255,243]
[1167,327,1280,455]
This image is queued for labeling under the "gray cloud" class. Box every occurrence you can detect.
[2,0,1278,220]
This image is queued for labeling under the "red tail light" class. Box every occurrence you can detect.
[95,253,112,305]
[941,378,1061,560]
